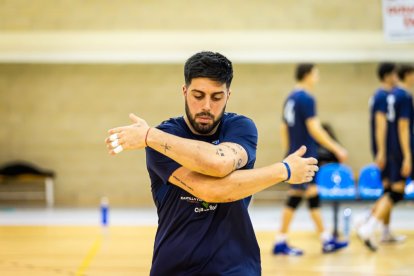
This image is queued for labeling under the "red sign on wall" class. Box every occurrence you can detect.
[383,0,414,41]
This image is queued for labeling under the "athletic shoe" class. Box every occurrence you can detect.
[357,226,378,252]
[354,211,371,231]
[381,233,406,243]
[322,238,348,253]
[272,242,304,256]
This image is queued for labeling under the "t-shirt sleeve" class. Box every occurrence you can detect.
[145,124,181,185]
[399,94,411,119]
[373,93,387,113]
[300,95,317,120]
[220,116,258,166]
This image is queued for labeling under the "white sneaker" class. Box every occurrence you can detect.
[357,225,378,252]
[381,233,406,243]
[354,211,371,231]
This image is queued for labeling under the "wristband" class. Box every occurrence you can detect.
[282,161,291,181]
[145,128,152,147]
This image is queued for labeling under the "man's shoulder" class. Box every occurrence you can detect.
[373,88,388,100]
[291,90,314,103]
[157,116,186,134]
[222,112,256,127]
[393,87,411,101]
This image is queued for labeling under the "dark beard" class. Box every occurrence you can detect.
[185,100,225,135]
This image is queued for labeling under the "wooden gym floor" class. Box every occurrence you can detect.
[0,226,412,276]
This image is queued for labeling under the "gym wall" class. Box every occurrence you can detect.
[0,0,383,206]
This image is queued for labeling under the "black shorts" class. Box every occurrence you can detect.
[388,154,408,183]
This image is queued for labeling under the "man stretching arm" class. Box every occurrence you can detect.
[105,52,318,276]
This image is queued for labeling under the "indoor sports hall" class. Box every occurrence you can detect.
[1,1,414,275]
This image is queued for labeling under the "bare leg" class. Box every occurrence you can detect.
[279,189,304,234]
[358,182,405,251]
[372,182,404,222]
[306,185,325,234]
[280,207,295,234]
[370,179,391,223]
[274,189,305,255]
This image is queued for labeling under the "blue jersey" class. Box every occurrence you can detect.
[369,88,388,157]
[145,113,260,276]
[386,87,413,159]
[283,90,317,158]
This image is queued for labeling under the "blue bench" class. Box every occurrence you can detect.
[316,163,414,238]
[315,163,356,238]
[358,164,414,200]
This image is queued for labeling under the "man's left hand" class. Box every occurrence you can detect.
[105,113,150,155]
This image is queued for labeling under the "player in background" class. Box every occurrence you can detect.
[273,63,348,256]
[357,62,405,243]
[357,64,414,251]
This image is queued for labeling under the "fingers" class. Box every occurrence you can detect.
[105,131,126,155]
[293,146,307,157]
[108,127,127,135]
[129,113,141,123]
[306,157,318,165]
[401,167,410,177]
[309,164,319,172]
[113,145,123,154]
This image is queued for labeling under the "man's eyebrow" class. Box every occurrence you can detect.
[190,89,206,94]
[191,89,225,95]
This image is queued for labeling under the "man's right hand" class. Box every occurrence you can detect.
[283,146,319,184]
[401,156,412,178]
[335,146,348,163]
[374,151,386,170]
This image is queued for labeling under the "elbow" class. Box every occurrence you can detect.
[200,185,235,203]
[205,160,233,178]
[214,165,232,178]
[200,189,225,203]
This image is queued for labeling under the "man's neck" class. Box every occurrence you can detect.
[184,115,220,136]
[399,82,411,92]
[381,82,394,92]
[295,82,313,93]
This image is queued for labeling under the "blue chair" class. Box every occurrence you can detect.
[316,163,357,200]
[405,178,414,200]
[358,164,383,200]
[316,163,356,238]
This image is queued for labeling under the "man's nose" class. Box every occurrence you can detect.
[202,98,211,111]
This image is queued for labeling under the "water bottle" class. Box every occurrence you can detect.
[343,208,352,240]
[100,197,109,227]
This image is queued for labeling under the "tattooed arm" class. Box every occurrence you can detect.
[106,114,248,177]
[169,146,318,203]
[146,128,248,177]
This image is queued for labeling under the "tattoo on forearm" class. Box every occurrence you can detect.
[173,176,193,191]
[236,158,243,169]
[216,148,225,157]
[161,143,172,154]
[222,144,238,156]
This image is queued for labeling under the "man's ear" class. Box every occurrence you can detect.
[227,89,231,99]
[182,84,187,97]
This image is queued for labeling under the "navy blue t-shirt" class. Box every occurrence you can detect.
[386,87,413,160]
[282,90,317,158]
[145,112,260,276]
[369,88,388,157]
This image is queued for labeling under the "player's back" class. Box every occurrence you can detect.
[369,88,388,156]
[283,89,317,158]
[386,87,413,156]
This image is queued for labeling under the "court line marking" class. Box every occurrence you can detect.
[75,235,102,276]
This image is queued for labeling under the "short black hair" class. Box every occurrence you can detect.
[377,62,396,81]
[397,64,414,81]
[184,51,233,88]
[295,63,315,81]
